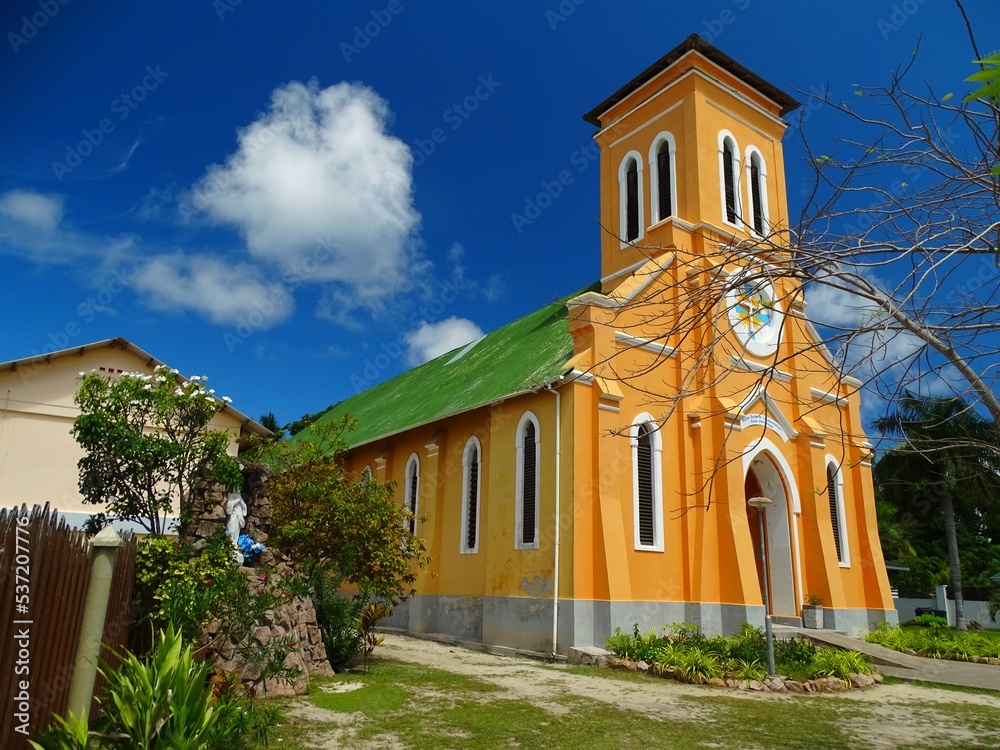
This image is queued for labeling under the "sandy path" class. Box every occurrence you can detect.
[376,632,1000,749]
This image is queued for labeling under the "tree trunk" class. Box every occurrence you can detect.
[940,490,966,630]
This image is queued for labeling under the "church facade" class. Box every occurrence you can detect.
[310,35,897,654]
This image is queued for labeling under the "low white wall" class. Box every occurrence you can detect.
[895,597,998,627]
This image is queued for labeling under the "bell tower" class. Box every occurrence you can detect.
[583,35,800,293]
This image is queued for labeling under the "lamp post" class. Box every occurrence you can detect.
[747,495,776,678]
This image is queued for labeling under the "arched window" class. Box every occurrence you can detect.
[631,414,664,551]
[361,465,373,485]
[405,453,419,536]
[719,132,741,227]
[618,152,644,244]
[825,460,850,566]
[649,133,677,224]
[515,412,540,549]
[746,147,769,235]
[461,437,482,554]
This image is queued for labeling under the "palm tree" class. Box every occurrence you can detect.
[258,412,285,441]
[873,393,1000,629]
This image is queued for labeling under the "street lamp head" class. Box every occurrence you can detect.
[747,496,772,508]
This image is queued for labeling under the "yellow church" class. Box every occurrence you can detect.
[308,35,897,654]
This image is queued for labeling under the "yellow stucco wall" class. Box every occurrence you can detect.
[344,46,894,638]
[0,346,246,517]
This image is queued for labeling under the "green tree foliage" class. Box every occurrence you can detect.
[873,393,1000,628]
[31,625,280,749]
[71,367,244,534]
[134,532,307,693]
[257,411,285,441]
[248,414,429,604]
[285,407,334,437]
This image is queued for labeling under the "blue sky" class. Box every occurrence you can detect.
[0,0,988,428]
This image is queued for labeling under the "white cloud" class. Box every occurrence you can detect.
[0,190,63,231]
[406,317,484,366]
[131,253,294,327]
[804,282,872,328]
[189,79,421,308]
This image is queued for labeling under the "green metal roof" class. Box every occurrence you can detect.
[307,283,599,448]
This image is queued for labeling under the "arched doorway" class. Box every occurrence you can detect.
[744,454,797,616]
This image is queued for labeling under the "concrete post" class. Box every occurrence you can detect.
[934,584,952,626]
[66,525,123,719]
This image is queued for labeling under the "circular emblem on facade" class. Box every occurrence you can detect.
[728,270,783,358]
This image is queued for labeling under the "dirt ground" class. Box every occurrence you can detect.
[283,632,1000,749]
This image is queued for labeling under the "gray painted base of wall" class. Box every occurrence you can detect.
[382,595,894,654]
[823,606,898,637]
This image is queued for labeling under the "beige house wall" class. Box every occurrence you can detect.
[0,346,247,522]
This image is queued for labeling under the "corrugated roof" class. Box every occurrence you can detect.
[307,284,599,448]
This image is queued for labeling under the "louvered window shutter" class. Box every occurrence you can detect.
[657,146,672,220]
[467,446,478,550]
[827,467,843,563]
[522,422,537,546]
[637,424,655,546]
[626,160,639,241]
[723,142,737,224]
[750,160,764,234]
[408,467,418,535]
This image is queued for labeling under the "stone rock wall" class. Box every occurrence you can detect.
[187,461,330,696]
[201,569,334,698]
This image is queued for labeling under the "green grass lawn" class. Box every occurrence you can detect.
[261,657,1000,750]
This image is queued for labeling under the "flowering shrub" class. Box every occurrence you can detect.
[72,365,243,534]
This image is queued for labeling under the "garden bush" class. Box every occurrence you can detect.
[31,627,279,749]
[866,621,1000,662]
[311,567,366,670]
[606,622,872,684]
[134,531,306,691]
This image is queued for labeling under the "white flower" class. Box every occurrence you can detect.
[208,389,216,394]
[222,396,233,403]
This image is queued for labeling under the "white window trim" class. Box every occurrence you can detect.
[648,132,678,225]
[460,436,482,554]
[824,456,850,568]
[404,452,420,536]
[630,413,664,552]
[618,150,645,247]
[515,411,541,550]
[718,130,742,230]
[744,145,770,237]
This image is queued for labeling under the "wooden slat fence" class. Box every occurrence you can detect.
[0,504,136,747]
